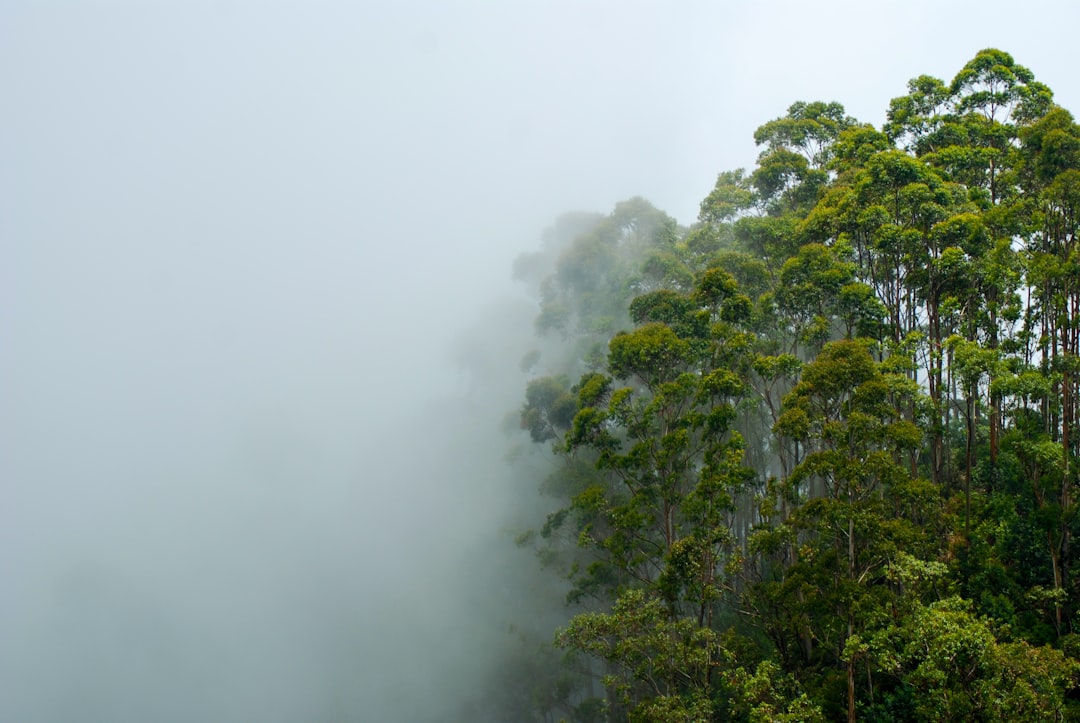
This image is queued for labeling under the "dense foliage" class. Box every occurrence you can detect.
[505,50,1080,721]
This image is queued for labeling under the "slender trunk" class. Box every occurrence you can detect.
[1051,541,1063,635]
[990,389,1000,471]
[966,385,976,483]
[989,301,1000,472]
[928,294,945,486]
[965,384,976,535]
[946,348,955,491]
[1061,285,1076,630]
[847,649,856,723]
[797,587,813,663]
[847,509,856,723]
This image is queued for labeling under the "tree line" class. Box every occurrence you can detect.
[499,49,1080,722]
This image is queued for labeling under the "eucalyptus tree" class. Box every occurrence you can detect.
[752,101,858,217]
[800,142,966,485]
[1014,105,1080,625]
[543,264,757,718]
[531,198,681,345]
[504,49,1080,722]
[768,339,924,721]
[859,595,1078,722]
[943,50,1050,467]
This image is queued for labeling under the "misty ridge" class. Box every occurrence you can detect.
[6,3,1080,723]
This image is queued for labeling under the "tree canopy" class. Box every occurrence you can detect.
[495,49,1080,722]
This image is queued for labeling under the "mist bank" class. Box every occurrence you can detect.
[2,312,540,722]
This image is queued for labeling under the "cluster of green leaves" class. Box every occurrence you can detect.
[508,49,1080,722]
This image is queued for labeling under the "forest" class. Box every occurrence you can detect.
[484,49,1080,722]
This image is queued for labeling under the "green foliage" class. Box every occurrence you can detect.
[735,660,825,722]
[556,589,719,721]
[607,323,693,389]
[507,48,1080,722]
[522,375,576,443]
[754,100,859,170]
[700,168,756,224]
[860,597,1079,722]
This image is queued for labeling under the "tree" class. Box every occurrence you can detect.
[772,339,923,722]
[505,49,1080,722]
[861,597,1078,722]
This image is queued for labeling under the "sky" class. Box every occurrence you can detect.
[2,1,1078,721]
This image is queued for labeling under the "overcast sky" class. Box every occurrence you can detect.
[3,1,1078,721]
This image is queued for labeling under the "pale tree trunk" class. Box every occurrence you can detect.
[847,511,857,723]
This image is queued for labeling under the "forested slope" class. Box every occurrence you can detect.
[501,49,1080,722]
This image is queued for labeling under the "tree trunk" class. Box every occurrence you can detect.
[847,623,857,723]
[847,512,857,723]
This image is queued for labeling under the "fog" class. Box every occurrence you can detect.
[3,1,1079,721]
